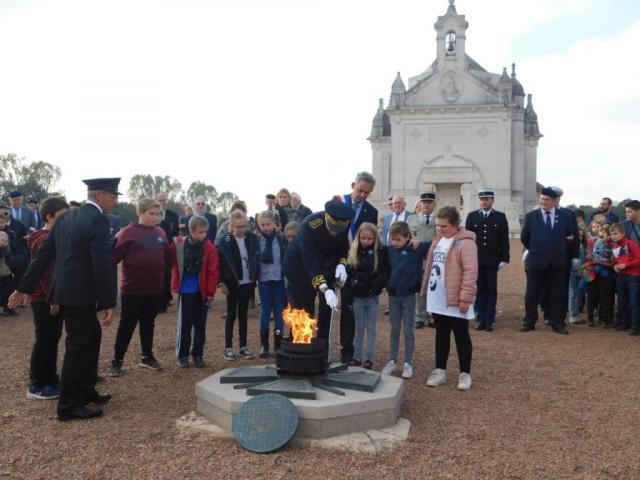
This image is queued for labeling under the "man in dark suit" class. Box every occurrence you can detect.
[27,198,43,230]
[336,171,378,364]
[465,190,510,332]
[156,192,180,312]
[9,178,120,420]
[8,191,37,232]
[520,187,579,334]
[622,200,640,245]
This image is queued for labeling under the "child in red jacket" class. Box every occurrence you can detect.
[609,223,640,333]
[27,196,69,400]
[171,215,219,367]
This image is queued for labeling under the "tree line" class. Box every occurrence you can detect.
[1,153,238,225]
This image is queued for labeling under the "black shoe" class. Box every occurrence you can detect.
[139,356,162,370]
[57,406,103,421]
[193,356,206,368]
[474,323,485,331]
[108,360,123,377]
[485,325,493,332]
[1,307,18,316]
[383,309,389,316]
[629,330,640,336]
[84,392,112,405]
[259,329,269,358]
[552,326,569,335]
[415,319,426,329]
[520,325,535,332]
[96,374,106,384]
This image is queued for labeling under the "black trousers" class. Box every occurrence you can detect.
[286,278,331,342]
[587,276,615,324]
[225,283,254,349]
[433,313,472,374]
[340,288,355,361]
[176,293,207,359]
[524,266,567,327]
[475,265,498,327]
[113,293,160,361]
[29,302,63,388]
[159,263,172,312]
[57,306,102,415]
[0,273,15,308]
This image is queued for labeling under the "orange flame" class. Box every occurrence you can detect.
[282,304,317,344]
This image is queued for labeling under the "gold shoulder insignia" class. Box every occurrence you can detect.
[311,275,326,288]
[309,218,323,229]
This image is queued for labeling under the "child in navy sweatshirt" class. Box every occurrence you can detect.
[382,221,430,379]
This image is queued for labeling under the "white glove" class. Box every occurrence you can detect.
[498,261,508,271]
[324,288,339,310]
[571,258,581,269]
[521,250,529,266]
[335,264,347,285]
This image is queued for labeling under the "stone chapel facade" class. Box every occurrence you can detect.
[369,0,542,234]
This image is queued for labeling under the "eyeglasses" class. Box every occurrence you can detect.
[196,202,205,206]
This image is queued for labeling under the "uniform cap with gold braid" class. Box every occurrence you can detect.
[324,200,353,234]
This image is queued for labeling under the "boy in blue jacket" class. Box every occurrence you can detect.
[382,221,430,379]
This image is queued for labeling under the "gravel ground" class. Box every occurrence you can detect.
[2,240,639,479]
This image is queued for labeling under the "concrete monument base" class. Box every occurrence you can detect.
[177,411,411,454]
[194,366,406,441]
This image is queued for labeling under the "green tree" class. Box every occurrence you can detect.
[111,201,137,226]
[0,153,62,201]
[127,174,182,203]
[182,181,218,209]
[217,191,239,215]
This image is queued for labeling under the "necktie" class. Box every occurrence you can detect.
[545,211,552,230]
[425,214,430,226]
[484,212,488,219]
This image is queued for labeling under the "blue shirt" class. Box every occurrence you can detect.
[180,272,200,294]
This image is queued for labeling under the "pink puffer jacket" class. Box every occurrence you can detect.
[421,227,478,306]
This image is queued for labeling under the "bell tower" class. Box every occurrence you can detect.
[435,0,468,72]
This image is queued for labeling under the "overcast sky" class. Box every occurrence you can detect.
[1,0,638,212]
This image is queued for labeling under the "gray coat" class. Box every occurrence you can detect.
[408,213,436,242]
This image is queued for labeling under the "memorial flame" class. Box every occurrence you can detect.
[282,305,317,344]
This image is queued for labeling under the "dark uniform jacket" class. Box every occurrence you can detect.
[160,208,180,244]
[521,208,578,271]
[465,209,510,267]
[284,212,350,289]
[17,203,116,311]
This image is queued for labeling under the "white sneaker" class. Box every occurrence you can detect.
[426,368,447,387]
[401,363,413,379]
[457,372,472,391]
[381,360,397,376]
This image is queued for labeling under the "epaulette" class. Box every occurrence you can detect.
[311,275,326,288]
[309,218,323,229]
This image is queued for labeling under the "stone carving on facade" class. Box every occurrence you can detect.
[440,70,462,103]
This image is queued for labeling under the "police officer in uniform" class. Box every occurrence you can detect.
[465,190,510,331]
[408,192,437,328]
[10,178,119,420]
[284,200,352,345]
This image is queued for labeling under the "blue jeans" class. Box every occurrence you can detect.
[258,280,286,331]
[568,274,584,317]
[352,296,379,362]
[389,295,416,365]
[616,275,640,330]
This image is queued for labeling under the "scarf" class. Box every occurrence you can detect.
[184,236,204,275]
[261,231,276,264]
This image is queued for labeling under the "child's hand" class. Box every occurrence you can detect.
[50,304,60,315]
[410,239,421,250]
[614,264,626,273]
[459,302,470,314]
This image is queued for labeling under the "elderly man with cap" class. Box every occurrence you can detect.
[9,178,120,420]
[8,190,37,232]
[465,189,510,332]
[520,186,579,334]
[409,192,437,328]
[283,200,352,349]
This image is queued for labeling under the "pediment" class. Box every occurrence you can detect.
[405,66,499,107]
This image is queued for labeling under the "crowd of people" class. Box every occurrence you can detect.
[1,173,638,422]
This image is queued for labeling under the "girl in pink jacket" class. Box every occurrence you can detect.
[421,206,478,391]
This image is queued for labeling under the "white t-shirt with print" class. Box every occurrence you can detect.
[426,236,475,320]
